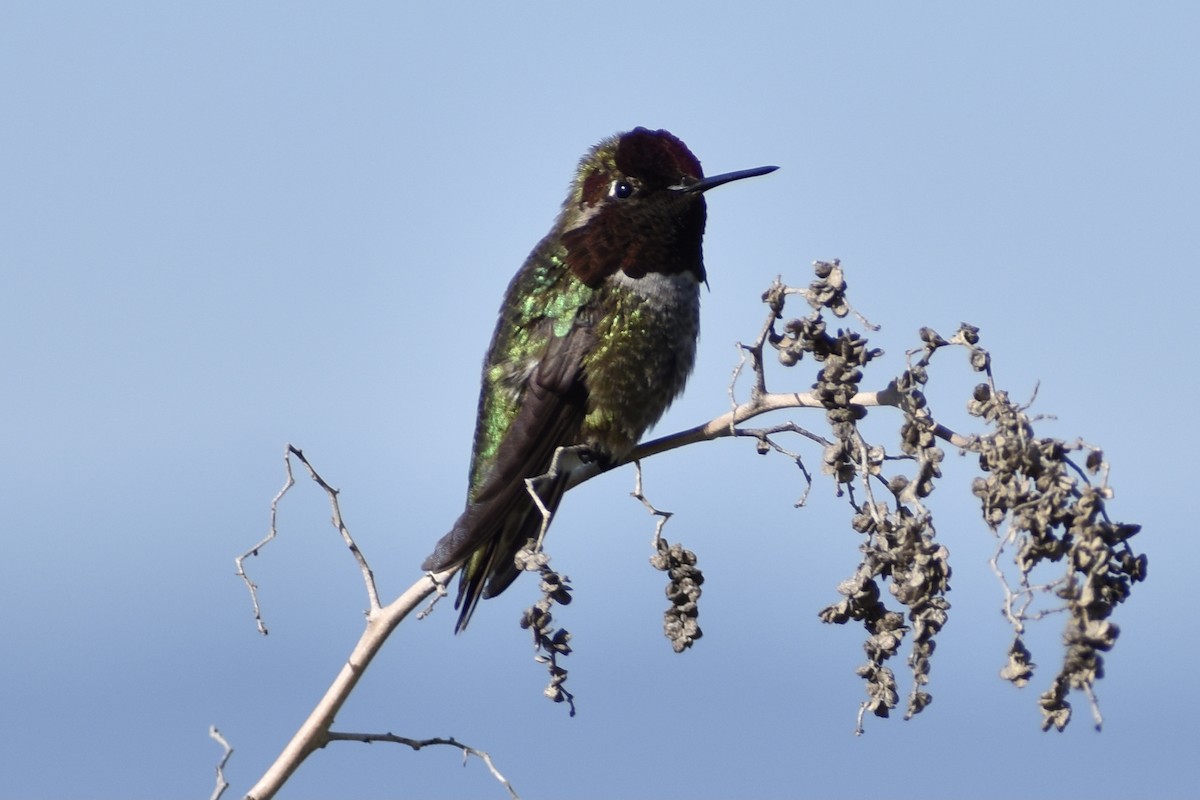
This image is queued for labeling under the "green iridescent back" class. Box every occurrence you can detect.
[467,238,595,500]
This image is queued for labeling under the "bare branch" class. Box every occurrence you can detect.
[244,567,454,800]
[631,461,673,545]
[324,732,520,799]
[208,726,233,800]
[288,445,382,612]
[235,445,382,635]
[234,444,298,635]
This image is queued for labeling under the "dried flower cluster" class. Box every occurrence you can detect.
[962,352,1147,730]
[741,261,1143,731]
[516,543,576,715]
[765,263,951,730]
[649,538,705,652]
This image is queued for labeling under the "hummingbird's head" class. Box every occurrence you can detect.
[558,128,776,288]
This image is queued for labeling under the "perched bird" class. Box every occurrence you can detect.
[422,128,776,631]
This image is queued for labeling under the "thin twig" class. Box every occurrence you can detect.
[208,726,233,800]
[234,444,299,634]
[733,423,821,506]
[325,732,520,799]
[631,461,673,546]
[1082,684,1105,731]
[288,446,382,612]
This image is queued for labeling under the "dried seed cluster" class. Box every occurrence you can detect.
[516,544,576,715]
[649,538,705,653]
[767,263,952,729]
[754,262,1143,731]
[965,369,1146,730]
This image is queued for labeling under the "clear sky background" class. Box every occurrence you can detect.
[2,3,1195,798]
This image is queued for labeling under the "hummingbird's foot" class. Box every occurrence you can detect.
[415,571,451,621]
[545,444,596,477]
[523,445,594,553]
[524,474,557,552]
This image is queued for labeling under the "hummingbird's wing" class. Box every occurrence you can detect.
[422,314,597,630]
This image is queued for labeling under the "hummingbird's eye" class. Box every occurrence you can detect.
[610,179,635,200]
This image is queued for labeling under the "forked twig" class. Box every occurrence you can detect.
[235,445,382,634]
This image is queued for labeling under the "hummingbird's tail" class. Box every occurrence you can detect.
[423,468,571,633]
[423,346,594,631]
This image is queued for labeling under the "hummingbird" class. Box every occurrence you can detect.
[422,127,776,631]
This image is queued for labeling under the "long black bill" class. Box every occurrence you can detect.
[671,164,779,194]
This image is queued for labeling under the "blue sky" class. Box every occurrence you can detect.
[2,3,1195,798]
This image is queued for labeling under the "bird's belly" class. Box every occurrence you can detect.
[581,271,700,459]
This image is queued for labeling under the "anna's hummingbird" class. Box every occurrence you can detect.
[422,127,776,631]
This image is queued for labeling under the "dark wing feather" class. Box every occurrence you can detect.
[422,322,595,631]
